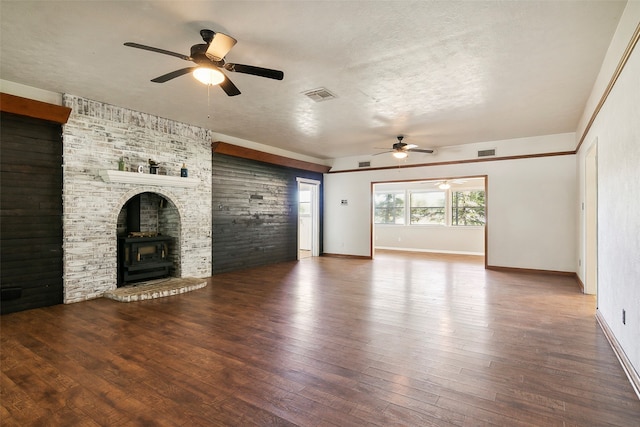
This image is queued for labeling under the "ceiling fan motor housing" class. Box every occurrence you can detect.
[200,29,215,43]
[190,44,223,66]
[393,136,407,150]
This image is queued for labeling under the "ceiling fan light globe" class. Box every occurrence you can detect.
[193,67,225,85]
[439,183,451,189]
[393,151,408,159]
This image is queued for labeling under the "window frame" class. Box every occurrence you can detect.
[450,189,486,227]
[374,184,485,228]
[408,190,446,226]
[373,191,406,225]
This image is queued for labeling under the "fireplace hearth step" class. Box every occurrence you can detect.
[103,277,207,302]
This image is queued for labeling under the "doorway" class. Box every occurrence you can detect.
[371,176,487,260]
[297,178,320,259]
[585,141,598,296]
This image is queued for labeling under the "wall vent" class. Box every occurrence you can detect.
[358,161,371,168]
[303,87,337,102]
[478,149,496,157]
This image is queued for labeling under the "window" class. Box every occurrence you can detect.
[451,190,485,226]
[375,182,485,227]
[410,191,445,225]
[374,192,405,224]
[299,190,311,215]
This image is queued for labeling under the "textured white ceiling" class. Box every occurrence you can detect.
[0,1,626,160]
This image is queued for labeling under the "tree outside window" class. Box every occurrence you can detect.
[451,190,485,226]
[410,191,445,225]
[374,192,405,224]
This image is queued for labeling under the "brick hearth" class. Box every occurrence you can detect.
[103,277,208,302]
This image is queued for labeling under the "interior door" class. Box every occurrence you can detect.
[297,178,320,258]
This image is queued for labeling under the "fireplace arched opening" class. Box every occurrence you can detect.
[116,191,182,286]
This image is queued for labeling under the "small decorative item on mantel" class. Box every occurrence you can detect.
[118,157,125,171]
[181,163,188,177]
[148,159,159,174]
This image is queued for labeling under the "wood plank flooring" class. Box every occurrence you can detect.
[2,251,639,426]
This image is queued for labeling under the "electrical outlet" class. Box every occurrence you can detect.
[622,309,626,325]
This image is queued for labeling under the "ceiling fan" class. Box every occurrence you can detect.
[373,136,434,159]
[124,29,284,96]
[432,179,467,189]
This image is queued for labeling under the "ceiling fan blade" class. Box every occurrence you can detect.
[206,32,237,61]
[405,144,418,149]
[151,67,197,83]
[225,63,284,80]
[124,42,191,61]
[219,76,241,96]
[372,151,393,156]
[407,148,435,154]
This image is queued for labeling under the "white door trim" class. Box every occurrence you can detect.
[297,178,321,257]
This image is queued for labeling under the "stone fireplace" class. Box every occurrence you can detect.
[61,95,212,303]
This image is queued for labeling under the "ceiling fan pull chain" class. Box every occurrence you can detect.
[207,84,211,119]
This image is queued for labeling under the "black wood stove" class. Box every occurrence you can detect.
[117,194,173,286]
[118,234,173,285]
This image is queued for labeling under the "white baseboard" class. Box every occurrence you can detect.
[374,246,484,256]
[596,309,640,400]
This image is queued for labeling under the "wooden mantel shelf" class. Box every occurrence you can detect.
[99,170,199,188]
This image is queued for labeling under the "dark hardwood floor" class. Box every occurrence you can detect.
[2,251,639,426]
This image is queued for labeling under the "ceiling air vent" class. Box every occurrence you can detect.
[478,149,496,157]
[303,87,337,102]
[358,161,371,168]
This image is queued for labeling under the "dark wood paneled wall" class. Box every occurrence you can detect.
[212,153,323,274]
[1,112,64,314]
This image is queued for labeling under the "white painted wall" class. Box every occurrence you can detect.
[331,132,576,172]
[324,141,577,272]
[375,225,484,255]
[576,1,640,384]
[0,79,62,105]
